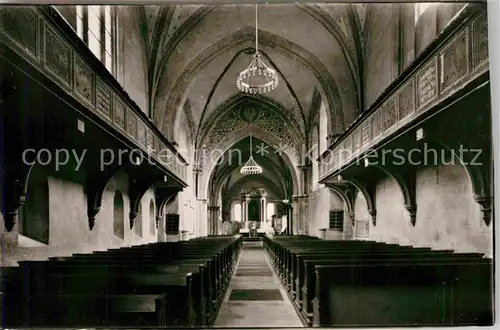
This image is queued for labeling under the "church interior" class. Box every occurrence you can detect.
[0,2,495,327]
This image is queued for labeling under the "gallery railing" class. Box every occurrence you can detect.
[319,5,488,182]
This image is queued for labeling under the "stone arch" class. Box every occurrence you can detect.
[347,178,376,225]
[326,184,356,221]
[223,175,286,204]
[174,100,196,162]
[207,138,292,200]
[19,164,49,244]
[157,27,346,139]
[197,93,304,151]
[149,199,156,235]
[212,160,289,202]
[416,138,492,225]
[369,164,417,226]
[199,130,300,201]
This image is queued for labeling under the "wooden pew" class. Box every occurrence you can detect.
[0,267,23,327]
[14,235,242,327]
[24,263,203,326]
[299,253,487,324]
[263,236,491,327]
[312,260,493,326]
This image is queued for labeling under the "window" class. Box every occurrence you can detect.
[71,5,117,74]
[329,210,344,231]
[87,6,101,58]
[113,191,124,239]
[415,3,436,24]
[104,6,113,71]
[76,6,84,38]
[233,202,241,222]
[149,200,156,235]
[166,214,180,234]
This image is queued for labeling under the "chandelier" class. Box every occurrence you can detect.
[236,3,279,94]
[240,124,263,175]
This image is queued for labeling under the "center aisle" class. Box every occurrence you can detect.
[214,240,304,327]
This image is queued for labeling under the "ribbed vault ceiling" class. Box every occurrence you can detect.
[140,3,367,200]
[143,3,366,142]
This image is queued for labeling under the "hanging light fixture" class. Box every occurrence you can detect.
[236,3,279,94]
[240,124,263,175]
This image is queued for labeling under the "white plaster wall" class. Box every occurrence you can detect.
[0,170,159,266]
[353,164,492,256]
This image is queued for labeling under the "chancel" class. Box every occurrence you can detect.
[0,2,494,328]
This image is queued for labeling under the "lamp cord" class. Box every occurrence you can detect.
[255,3,258,55]
[249,123,253,155]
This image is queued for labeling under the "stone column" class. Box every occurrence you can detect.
[241,194,250,229]
[260,196,267,223]
[196,198,208,237]
[207,205,220,235]
[207,206,214,235]
[157,215,166,242]
[193,165,202,198]
[214,206,220,235]
[292,195,308,235]
[297,163,311,235]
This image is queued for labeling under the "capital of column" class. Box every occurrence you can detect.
[292,194,308,201]
[193,164,203,173]
[155,215,163,228]
[197,198,208,204]
[298,163,311,171]
[208,205,220,211]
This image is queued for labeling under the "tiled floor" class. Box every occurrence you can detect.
[214,241,304,327]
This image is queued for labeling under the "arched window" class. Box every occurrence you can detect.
[415,3,436,24]
[149,200,156,236]
[233,202,241,222]
[19,167,49,244]
[266,203,275,220]
[134,201,142,237]
[113,191,124,239]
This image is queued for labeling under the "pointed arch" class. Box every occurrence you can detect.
[156,27,345,139]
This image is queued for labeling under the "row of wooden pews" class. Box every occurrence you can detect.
[263,235,493,327]
[2,235,242,328]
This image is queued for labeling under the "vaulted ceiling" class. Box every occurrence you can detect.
[138,3,369,201]
[142,3,368,143]
[208,136,293,201]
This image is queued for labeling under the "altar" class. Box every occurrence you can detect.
[237,188,276,235]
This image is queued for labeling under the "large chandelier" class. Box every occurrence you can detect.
[240,124,263,175]
[236,3,279,94]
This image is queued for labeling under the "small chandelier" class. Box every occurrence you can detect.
[236,3,279,94]
[240,124,263,175]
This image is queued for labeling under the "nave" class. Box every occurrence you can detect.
[0,2,495,328]
[215,239,303,327]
